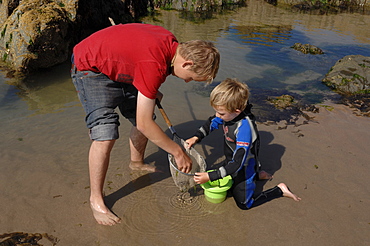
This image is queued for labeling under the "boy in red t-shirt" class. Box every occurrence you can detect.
[71,23,220,226]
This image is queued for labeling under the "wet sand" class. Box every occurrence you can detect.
[1,77,369,245]
[2,0,370,243]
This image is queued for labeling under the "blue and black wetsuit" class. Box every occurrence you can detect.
[193,105,283,209]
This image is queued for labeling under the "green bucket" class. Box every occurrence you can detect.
[200,172,233,204]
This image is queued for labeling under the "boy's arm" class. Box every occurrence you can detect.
[136,92,192,173]
[208,118,252,181]
[194,147,248,184]
[186,115,222,148]
[192,115,222,142]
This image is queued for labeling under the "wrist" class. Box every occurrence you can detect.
[171,143,184,158]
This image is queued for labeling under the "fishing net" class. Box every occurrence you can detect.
[155,99,207,192]
[168,138,207,192]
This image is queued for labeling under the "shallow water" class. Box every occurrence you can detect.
[2,2,370,122]
[1,1,370,245]
[143,3,370,120]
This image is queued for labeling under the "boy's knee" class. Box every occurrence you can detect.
[90,124,119,141]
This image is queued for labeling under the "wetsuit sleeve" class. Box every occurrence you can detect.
[208,118,252,181]
[193,115,223,143]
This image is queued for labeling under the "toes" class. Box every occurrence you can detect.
[91,203,121,226]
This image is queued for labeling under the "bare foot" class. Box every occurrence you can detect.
[258,170,273,181]
[90,202,121,226]
[129,160,158,172]
[277,183,301,201]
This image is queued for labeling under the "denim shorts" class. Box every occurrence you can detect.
[71,68,138,141]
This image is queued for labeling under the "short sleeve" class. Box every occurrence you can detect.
[133,62,167,99]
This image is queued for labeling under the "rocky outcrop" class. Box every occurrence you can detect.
[0,0,140,74]
[279,0,370,9]
[267,94,295,109]
[291,43,324,55]
[323,55,370,116]
[323,55,370,95]
[152,0,245,11]
[0,1,73,73]
[0,0,245,74]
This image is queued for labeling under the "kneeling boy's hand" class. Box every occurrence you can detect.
[185,136,199,149]
[194,172,210,184]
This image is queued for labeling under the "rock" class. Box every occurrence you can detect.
[0,0,137,74]
[154,0,244,11]
[291,43,324,55]
[267,94,295,109]
[323,55,370,116]
[0,0,74,73]
[322,55,370,95]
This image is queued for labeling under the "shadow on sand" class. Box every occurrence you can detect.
[104,118,286,209]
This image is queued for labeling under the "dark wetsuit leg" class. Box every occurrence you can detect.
[233,185,283,210]
[250,186,283,208]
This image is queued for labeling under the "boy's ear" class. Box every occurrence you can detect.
[182,60,194,69]
[235,109,242,114]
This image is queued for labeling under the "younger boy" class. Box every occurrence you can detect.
[186,78,300,209]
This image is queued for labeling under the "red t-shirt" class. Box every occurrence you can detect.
[73,23,178,99]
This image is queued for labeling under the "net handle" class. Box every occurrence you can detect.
[155,99,196,177]
[155,99,176,135]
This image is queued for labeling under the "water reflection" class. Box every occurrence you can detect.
[1,62,79,118]
[1,0,370,120]
[231,24,292,47]
[143,1,370,109]
[19,62,78,115]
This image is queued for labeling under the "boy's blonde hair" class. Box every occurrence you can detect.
[178,40,220,84]
[210,78,249,112]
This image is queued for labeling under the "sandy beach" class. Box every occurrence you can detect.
[1,0,370,243]
[1,74,369,246]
